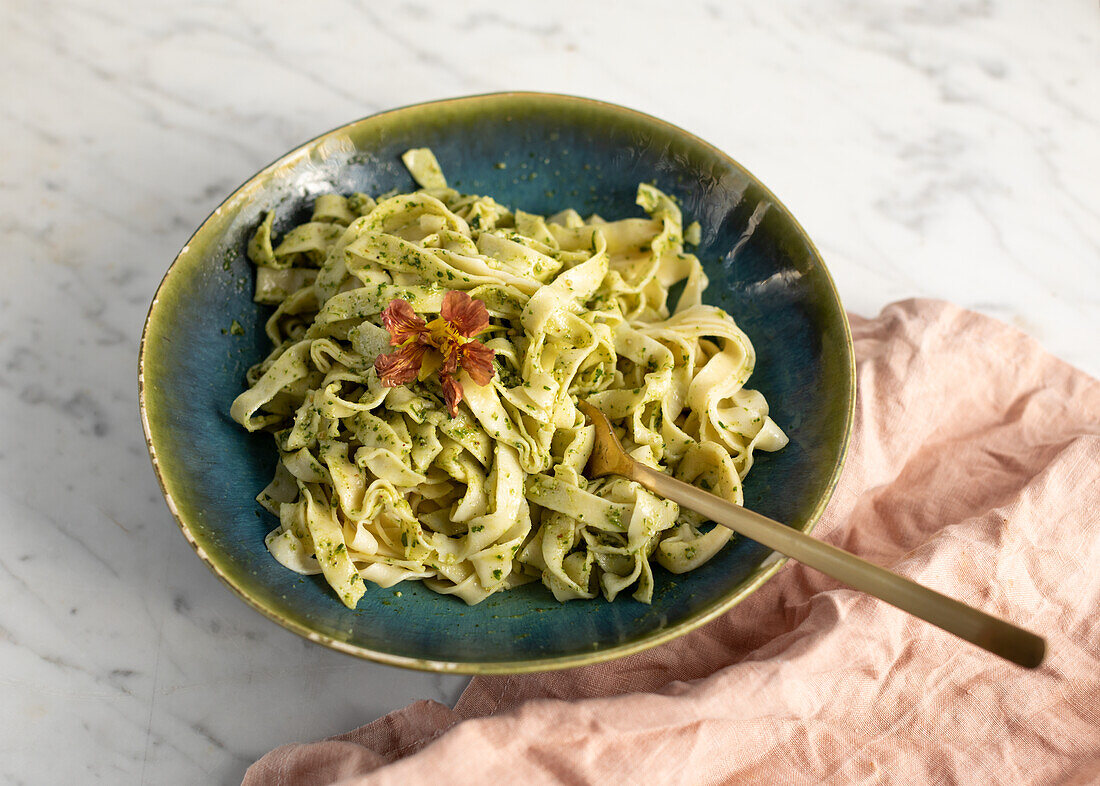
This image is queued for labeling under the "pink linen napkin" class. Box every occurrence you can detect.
[243,299,1100,785]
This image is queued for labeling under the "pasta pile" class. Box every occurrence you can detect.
[231,149,786,607]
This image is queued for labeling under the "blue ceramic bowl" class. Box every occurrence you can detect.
[139,93,854,673]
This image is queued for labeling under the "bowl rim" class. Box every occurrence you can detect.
[138,90,855,674]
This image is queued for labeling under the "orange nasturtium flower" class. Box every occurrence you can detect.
[374,290,496,416]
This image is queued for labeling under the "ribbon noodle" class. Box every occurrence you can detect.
[232,148,787,608]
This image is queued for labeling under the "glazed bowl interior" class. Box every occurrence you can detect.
[140,92,854,673]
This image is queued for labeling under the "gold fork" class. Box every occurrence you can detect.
[576,400,1045,668]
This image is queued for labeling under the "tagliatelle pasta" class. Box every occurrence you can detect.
[231,149,787,608]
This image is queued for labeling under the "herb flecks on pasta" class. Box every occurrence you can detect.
[231,148,787,608]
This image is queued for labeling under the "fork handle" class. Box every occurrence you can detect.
[629,463,1046,669]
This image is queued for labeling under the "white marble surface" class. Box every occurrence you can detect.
[1,1,1097,783]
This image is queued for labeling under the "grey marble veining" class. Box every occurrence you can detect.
[1,1,1097,783]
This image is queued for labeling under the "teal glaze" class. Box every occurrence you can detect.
[139,93,854,672]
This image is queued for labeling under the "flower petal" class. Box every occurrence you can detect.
[374,343,426,386]
[441,290,490,338]
[458,340,495,386]
[382,299,427,346]
[440,348,460,376]
[442,374,464,417]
